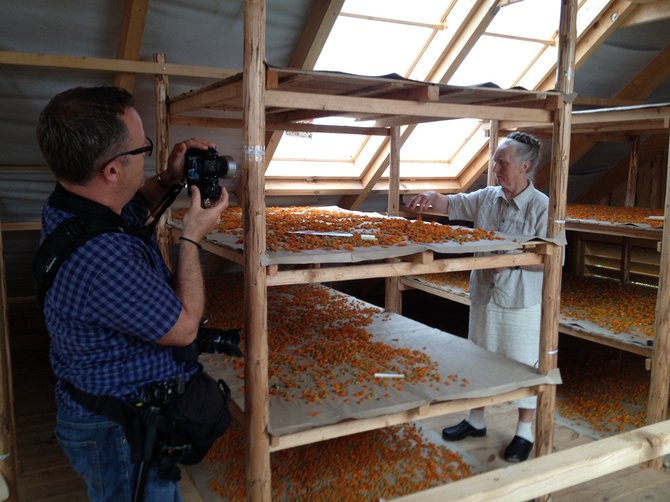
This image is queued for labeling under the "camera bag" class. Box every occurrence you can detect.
[165,368,232,464]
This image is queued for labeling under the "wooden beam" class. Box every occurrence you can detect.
[625,135,640,206]
[265,90,553,123]
[169,79,244,115]
[343,126,411,210]
[487,119,499,186]
[263,178,462,196]
[530,1,641,189]
[429,0,499,84]
[0,221,40,232]
[456,143,490,190]
[271,387,538,452]
[623,0,670,26]
[266,252,544,286]
[618,42,670,100]
[536,0,576,478]
[392,420,670,502]
[387,127,401,216]
[114,0,149,92]
[536,0,638,92]
[265,0,345,167]
[0,50,236,79]
[621,237,632,283]
[646,128,670,467]
[0,225,19,502]
[243,1,270,500]
[288,0,344,70]
[153,53,172,268]
[170,114,390,135]
[385,127,402,314]
[577,134,668,202]
[572,95,647,108]
[535,43,670,191]
[565,220,663,240]
[651,152,664,209]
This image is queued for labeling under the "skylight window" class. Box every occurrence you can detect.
[314,15,431,77]
[267,0,611,193]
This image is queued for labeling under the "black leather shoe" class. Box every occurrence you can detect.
[503,435,534,462]
[442,420,486,441]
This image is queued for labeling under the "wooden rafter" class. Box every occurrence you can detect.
[114,0,150,92]
[623,0,670,26]
[264,0,345,165]
[0,50,235,79]
[577,134,668,202]
[535,42,670,192]
[618,42,670,100]
[536,0,639,92]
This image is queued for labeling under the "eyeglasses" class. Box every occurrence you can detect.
[100,137,153,171]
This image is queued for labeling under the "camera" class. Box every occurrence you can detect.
[172,327,243,362]
[185,147,237,208]
[139,379,183,407]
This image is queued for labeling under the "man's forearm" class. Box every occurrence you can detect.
[174,239,205,323]
[157,239,206,347]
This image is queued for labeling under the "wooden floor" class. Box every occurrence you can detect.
[9,306,670,501]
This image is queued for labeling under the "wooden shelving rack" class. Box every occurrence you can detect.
[154,0,580,498]
[513,101,670,440]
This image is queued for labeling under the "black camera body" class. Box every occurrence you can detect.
[185,148,236,208]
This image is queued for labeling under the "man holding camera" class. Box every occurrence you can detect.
[35,86,228,501]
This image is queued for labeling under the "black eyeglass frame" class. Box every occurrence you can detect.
[99,136,153,171]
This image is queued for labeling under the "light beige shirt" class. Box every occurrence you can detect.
[447,183,548,308]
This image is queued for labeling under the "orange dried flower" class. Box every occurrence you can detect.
[567,204,663,228]
[172,206,499,253]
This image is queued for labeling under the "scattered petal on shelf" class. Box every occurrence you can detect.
[172,206,499,253]
[204,274,460,406]
[566,204,663,228]
[206,421,474,500]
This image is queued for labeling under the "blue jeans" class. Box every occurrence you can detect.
[55,411,182,502]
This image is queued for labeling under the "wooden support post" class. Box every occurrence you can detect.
[646,129,670,469]
[0,224,19,502]
[386,126,402,313]
[487,119,499,187]
[535,0,576,485]
[624,135,639,207]
[153,52,173,268]
[385,257,402,314]
[573,234,584,277]
[243,1,271,500]
[620,237,631,284]
[650,153,662,210]
[388,126,400,217]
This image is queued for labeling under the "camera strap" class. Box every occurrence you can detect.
[61,380,152,463]
[33,184,155,303]
[62,380,143,426]
[145,181,185,234]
